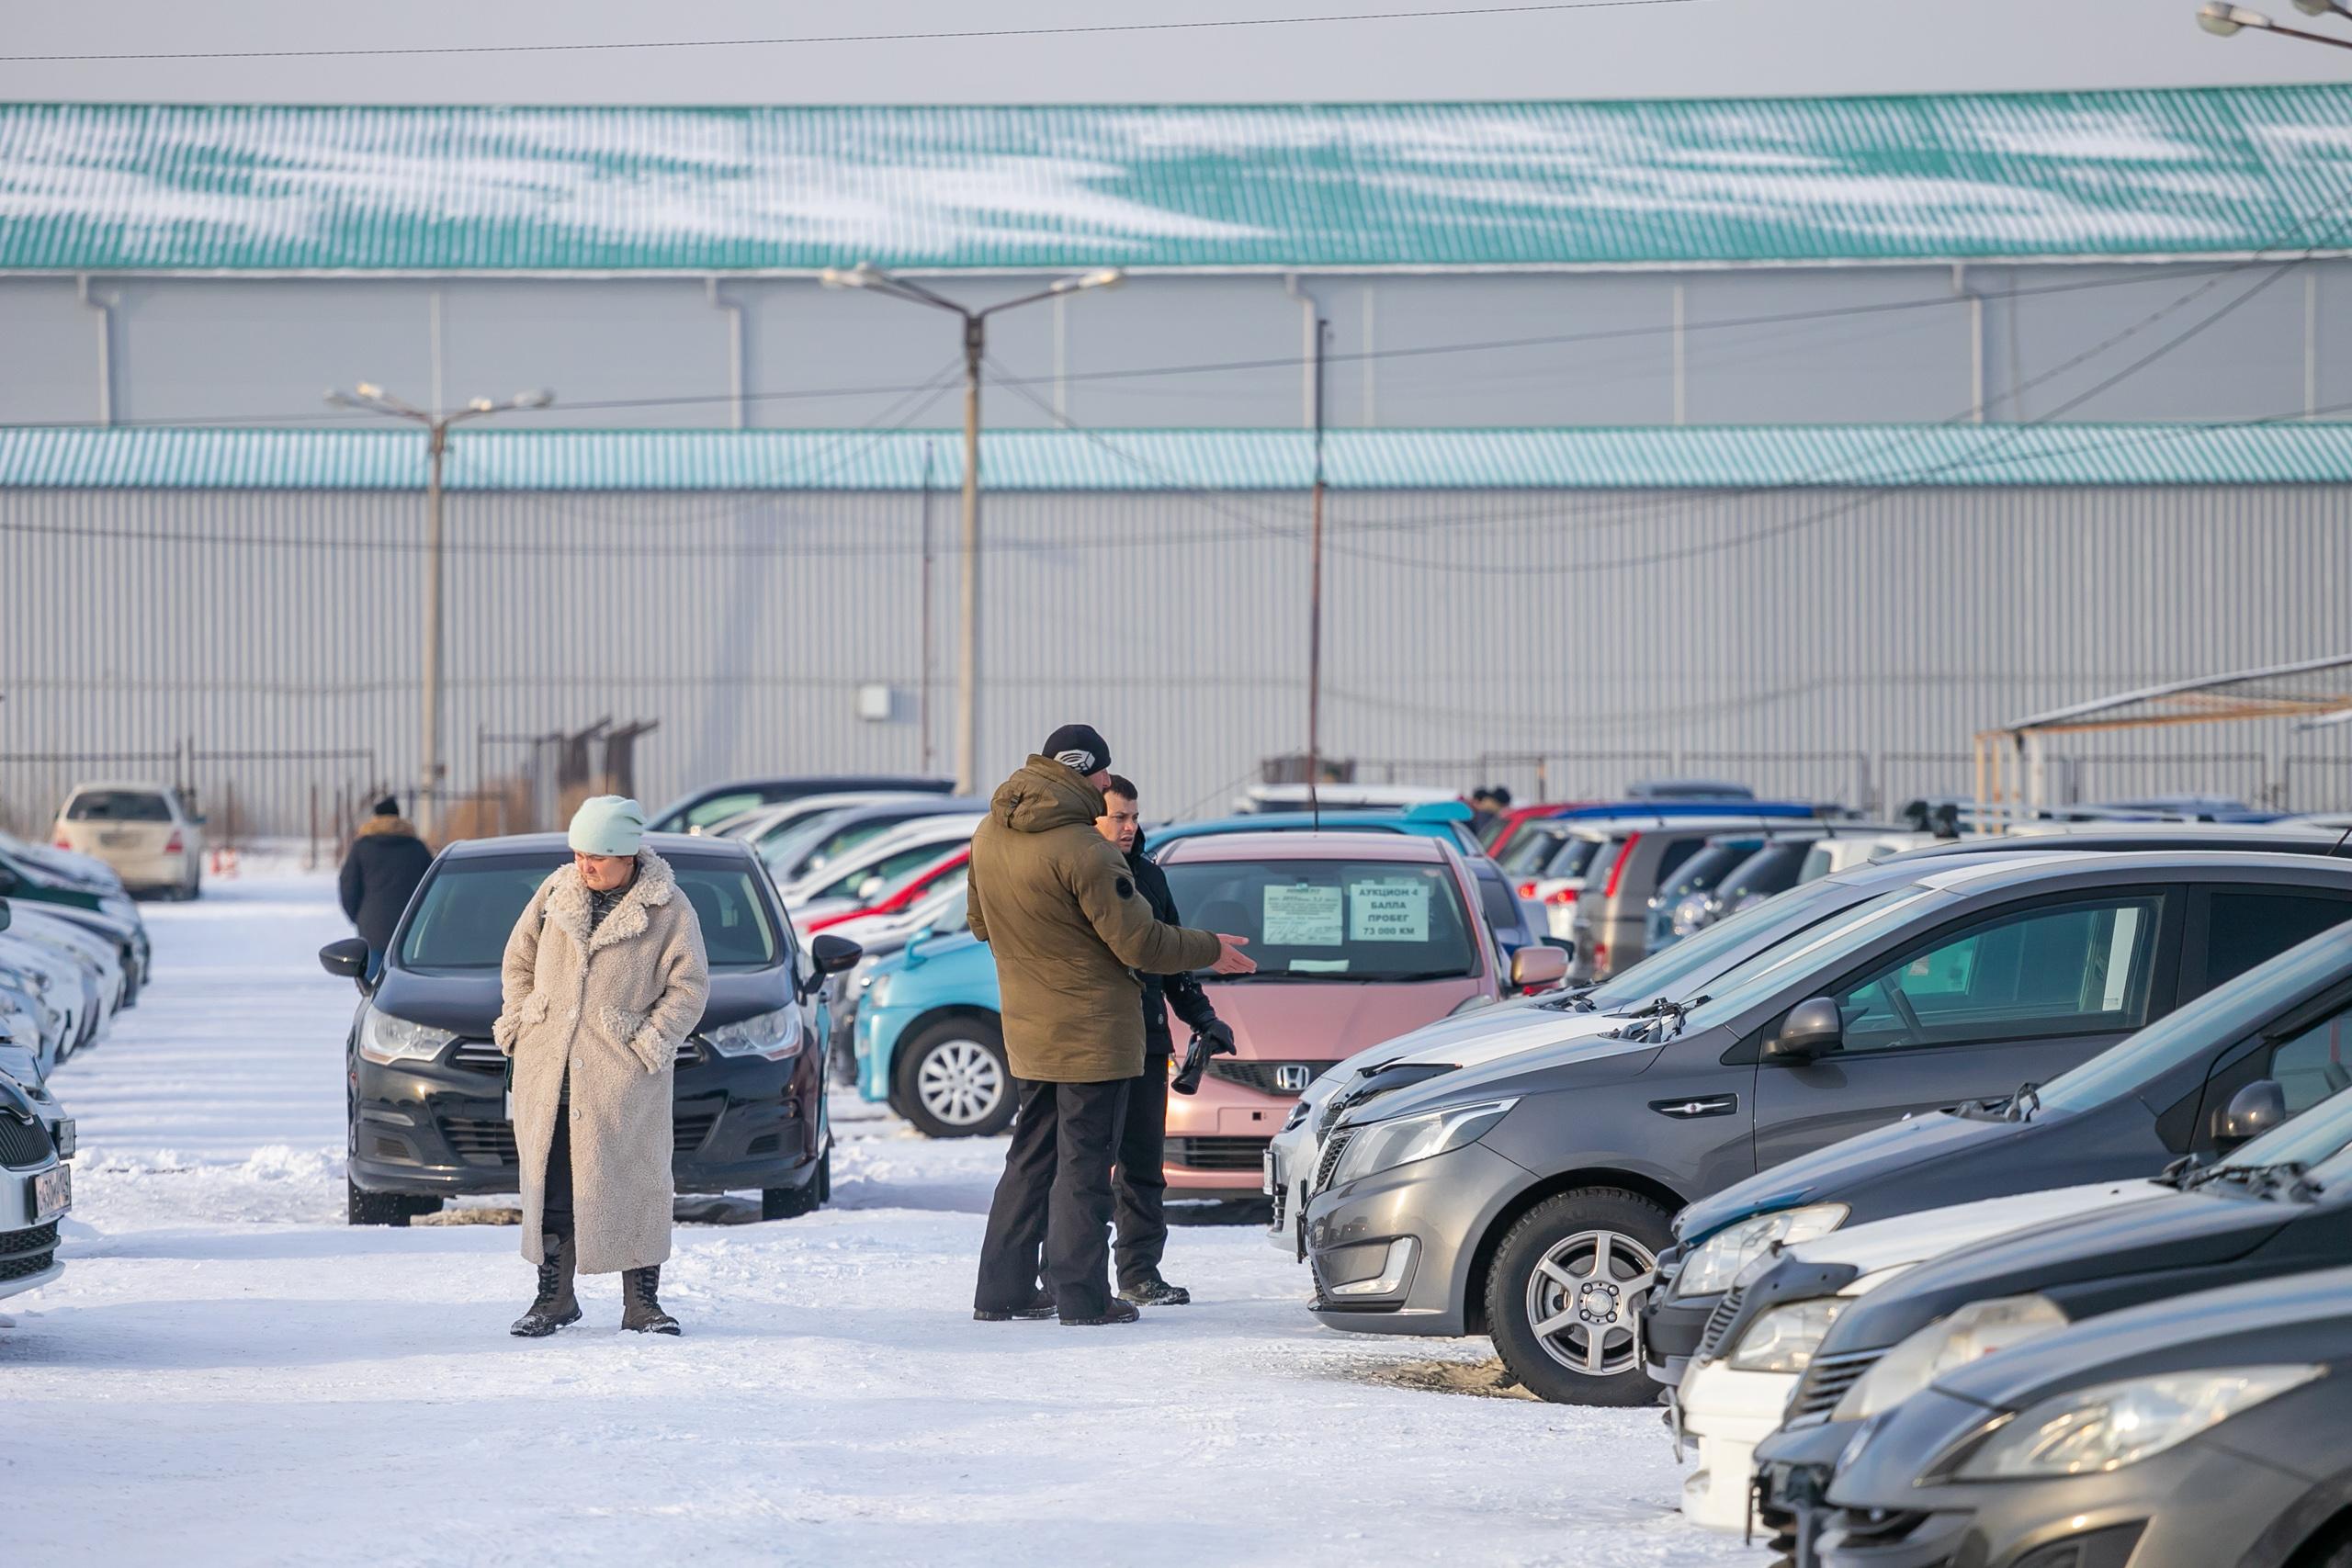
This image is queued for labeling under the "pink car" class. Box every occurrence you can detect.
[1152,830,1512,1196]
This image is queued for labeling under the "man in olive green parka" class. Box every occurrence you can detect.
[967,724,1253,1325]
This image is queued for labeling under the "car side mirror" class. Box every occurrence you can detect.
[318,938,374,992]
[2215,1078,2286,1150]
[802,933,863,998]
[1510,944,1567,992]
[1764,996,1845,1063]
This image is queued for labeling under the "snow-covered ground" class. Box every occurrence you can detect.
[6,874,1761,1567]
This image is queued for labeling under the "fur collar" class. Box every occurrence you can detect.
[357,815,419,839]
[539,851,677,957]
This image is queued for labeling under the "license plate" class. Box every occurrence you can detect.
[99,830,137,848]
[33,1161,70,1221]
[1261,1147,1279,1196]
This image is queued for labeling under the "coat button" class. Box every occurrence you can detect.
[572,1055,583,1071]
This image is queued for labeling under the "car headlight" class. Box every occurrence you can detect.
[1674,1202,1849,1299]
[1726,1297,1849,1374]
[357,1009,458,1066]
[1948,1366,2322,1480]
[704,1005,804,1061]
[1329,1099,1516,1190]
[1835,1294,2070,1421]
[865,971,892,1008]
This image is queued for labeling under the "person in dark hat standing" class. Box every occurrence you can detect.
[1094,773,1233,1307]
[338,795,433,978]
[966,725,1255,1325]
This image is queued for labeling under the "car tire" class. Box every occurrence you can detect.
[347,1176,416,1227]
[893,1016,1014,1138]
[763,1150,829,1221]
[1485,1187,1673,1406]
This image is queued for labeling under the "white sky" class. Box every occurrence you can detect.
[0,0,2340,104]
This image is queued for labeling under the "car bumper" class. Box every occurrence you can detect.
[1264,1118,1319,1255]
[1165,1072,1295,1194]
[1676,1357,1800,1532]
[853,999,922,1103]
[1645,1284,1717,1387]
[350,1047,827,1198]
[1305,1139,1529,1337]
[1819,1393,2308,1568]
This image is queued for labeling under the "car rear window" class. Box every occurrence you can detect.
[1163,857,1479,981]
[397,854,781,971]
[67,790,173,823]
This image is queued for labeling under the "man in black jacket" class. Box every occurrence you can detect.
[338,795,433,976]
[1095,775,1232,1306]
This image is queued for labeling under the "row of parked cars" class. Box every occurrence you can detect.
[1250,800,2352,1568]
[0,818,161,1313]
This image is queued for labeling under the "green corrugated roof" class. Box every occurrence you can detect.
[4,425,2348,491]
[4,89,2351,272]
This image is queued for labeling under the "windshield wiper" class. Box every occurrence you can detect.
[2188,1159,2310,1198]
[2004,1082,2042,1123]
[2154,1154,2203,1189]
[1606,994,1709,1041]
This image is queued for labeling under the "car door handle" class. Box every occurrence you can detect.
[1648,1094,1738,1120]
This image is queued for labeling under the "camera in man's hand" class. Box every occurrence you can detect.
[1170,1020,1237,1096]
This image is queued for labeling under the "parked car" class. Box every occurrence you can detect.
[321,832,860,1225]
[0,928,92,1074]
[1625,778,1758,802]
[758,795,989,887]
[0,843,152,996]
[1646,829,1838,952]
[1649,911,2352,1391]
[1264,840,2205,1267]
[849,805,1529,1139]
[1566,814,1844,982]
[802,844,970,937]
[1755,1076,2352,1562]
[1814,1265,2352,1568]
[0,1060,71,1306]
[709,790,948,852]
[647,774,955,836]
[1233,784,1466,815]
[1796,831,1936,881]
[0,826,125,897]
[779,812,985,922]
[50,780,205,898]
[1300,851,2352,1404]
[1149,831,1521,1197]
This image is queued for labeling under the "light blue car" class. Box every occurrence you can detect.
[851,802,1529,1137]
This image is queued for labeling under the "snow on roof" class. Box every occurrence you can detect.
[3,87,2349,273]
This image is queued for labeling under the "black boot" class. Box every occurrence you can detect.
[621,1265,681,1335]
[1060,1297,1142,1326]
[510,1233,582,1337]
[1119,1274,1192,1307]
[974,1285,1058,1323]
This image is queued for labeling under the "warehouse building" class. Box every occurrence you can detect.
[6,85,2351,832]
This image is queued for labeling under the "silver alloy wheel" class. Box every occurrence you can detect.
[1523,1227,1659,1378]
[915,1037,1006,1127]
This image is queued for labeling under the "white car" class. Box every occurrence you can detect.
[1670,1177,2172,1531]
[50,780,205,899]
[6,904,127,1022]
[0,1060,72,1305]
[779,812,983,919]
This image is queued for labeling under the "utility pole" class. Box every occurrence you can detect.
[1306,316,1331,829]
[326,382,553,840]
[819,262,1123,793]
[919,438,937,775]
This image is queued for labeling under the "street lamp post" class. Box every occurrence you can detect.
[325,383,555,840]
[2196,1,2352,46]
[818,262,1123,793]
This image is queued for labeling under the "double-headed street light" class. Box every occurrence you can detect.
[819,262,1124,793]
[326,383,555,840]
[2197,0,2352,46]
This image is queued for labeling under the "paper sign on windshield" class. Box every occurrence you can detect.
[1263,883,1342,946]
[1350,877,1430,942]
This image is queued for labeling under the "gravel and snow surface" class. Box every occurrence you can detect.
[6,874,1762,1567]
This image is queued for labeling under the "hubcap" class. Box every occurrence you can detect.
[1524,1227,1658,1379]
[916,1039,1005,1126]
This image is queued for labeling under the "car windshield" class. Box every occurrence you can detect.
[1498,826,1566,876]
[1584,874,1877,1010]
[2039,926,2352,1116]
[1668,885,1951,1031]
[1163,857,1479,982]
[1718,840,1814,908]
[1656,840,1760,907]
[67,790,172,822]
[396,854,780,971]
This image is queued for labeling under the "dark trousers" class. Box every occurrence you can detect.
[1112,1058,1171,1289]
[974,1077,1131,1321]
[541,1091,574,1241]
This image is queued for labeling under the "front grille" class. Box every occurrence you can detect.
[0,1116,54,1168]
[0,1219,59,1258]
[438,1112,721,1167]
[1787,1348,1883,1424]
[1696,1284,1747,1361]
[0,1246,58,1282]
[1166,1135,1271,1172]
[1313,1128,1356,1194]
[1205,1060,1325,1097]
[447,1036,701,1073]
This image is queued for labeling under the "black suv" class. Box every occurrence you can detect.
[322,833,856,1225]
[1301,851,2352,1404]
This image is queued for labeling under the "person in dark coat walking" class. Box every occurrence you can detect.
[1095,774,1232,1307]
[965,724,1254,1326]
[338,796,433,972]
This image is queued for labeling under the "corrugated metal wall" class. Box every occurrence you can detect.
[8,481,2350,835]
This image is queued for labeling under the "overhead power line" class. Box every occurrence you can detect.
[0,0,1717,63]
